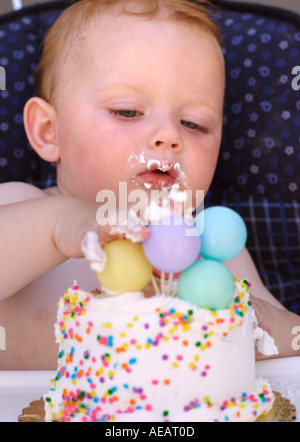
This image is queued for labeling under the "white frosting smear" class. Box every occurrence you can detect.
[108,210,149,243]
[128,152,146,168]
[251,309,279,356]
[81,231,107,273]
[254,326,279,356]
[141,187,195,226]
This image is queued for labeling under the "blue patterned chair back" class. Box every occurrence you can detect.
[208,1,300,313]
[0,0,299,312]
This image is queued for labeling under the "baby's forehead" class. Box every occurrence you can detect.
[77,12,223,62]
[47,10,225,107]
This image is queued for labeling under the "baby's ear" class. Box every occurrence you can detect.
[23,97,60,162]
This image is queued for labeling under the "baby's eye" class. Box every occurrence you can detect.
[181,120,209,134]
[109,109,142,119]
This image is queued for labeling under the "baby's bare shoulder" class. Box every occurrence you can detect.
[0,182,46,205]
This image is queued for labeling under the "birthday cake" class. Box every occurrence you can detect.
[43,207,277,422]
[44,278,275,422]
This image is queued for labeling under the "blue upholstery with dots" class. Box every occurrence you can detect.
[0,0,299,312]
[207,1,300,313]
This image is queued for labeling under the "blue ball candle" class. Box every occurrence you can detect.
[177,259,235,310]
[196,206,247,262]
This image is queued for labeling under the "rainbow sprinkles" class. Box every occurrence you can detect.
[44,279,274,422]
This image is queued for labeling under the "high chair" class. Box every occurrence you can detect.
[0,0,299,312]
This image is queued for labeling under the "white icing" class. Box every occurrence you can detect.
[81,231,106,273]
[128,152,146,168]
[108,210,147,243]
[44,280,275,422]
[251,309,279,357]
[142,199,175,224]
[173,162,189,188]
[128,153,190,191]
[169,182,187,202]
[100,289,144,299]
[115,378,274,423]
[141,193,195,226]
[254,327,279,357]
[147,158,161,170]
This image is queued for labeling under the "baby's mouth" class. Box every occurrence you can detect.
[134,161,180,190]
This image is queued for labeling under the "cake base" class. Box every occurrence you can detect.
[256,392,296,422]
[18,399,45,422]
[18,392,296,423]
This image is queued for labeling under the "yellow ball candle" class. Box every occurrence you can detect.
[97,239,153,292]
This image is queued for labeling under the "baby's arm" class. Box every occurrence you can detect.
[0,190,95,300]
[225,247,300,358]
[0,182,149,301]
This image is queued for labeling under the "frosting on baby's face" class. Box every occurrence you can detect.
[128,153,190,191]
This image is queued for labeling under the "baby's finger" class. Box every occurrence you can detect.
[109,222,149,243]
[107,209,150,243]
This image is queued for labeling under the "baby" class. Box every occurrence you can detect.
[0,0,299,370]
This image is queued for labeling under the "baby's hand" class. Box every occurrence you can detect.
[251,295,300,358]
[53,197,149,261]
[250,295,280,359]
[250,296,274,338]
[81,222,149,273]
[250,296,275,359]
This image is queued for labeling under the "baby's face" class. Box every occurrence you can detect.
[53,14,225,208]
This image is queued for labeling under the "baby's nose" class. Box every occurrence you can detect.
[148,115,182,151]
[154,140,179,149]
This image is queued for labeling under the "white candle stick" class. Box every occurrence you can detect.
[166,273,174,296]
[171,284,178,297]
[151,275,160,294]
[161,272,165,295]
